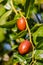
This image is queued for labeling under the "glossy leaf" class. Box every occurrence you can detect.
[0,14,20,28]
[0,0,3,3]
[13,53,27,64]
[9,29,27,40]
[34,50,43,61]
[0,5,6,16]
[33,25,43,47]
[25,0,35,18]
[34,62,43,65]
[14,0,26,6]
[0,28,5,42]
[0,10,12,25]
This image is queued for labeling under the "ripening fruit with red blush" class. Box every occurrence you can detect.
[17,17,26,31]
[18,40,32,55]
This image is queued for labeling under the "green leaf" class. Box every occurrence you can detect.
[14,0,26,6]
[34,50,43,61]
[0,28,5,42]
[0,20,16,28]
[13,53,27,64]
[25,0,35,18]
[34,62,43,65]
[4,0,11,10]
[0,14,20,28]
[11,45,18,50]
[12,26,17,32]
[0,5,6,16]
[0,10,12,25]
[13,59,19,65]
[0,0,3,3]
[33,25,43,47]
[41,13,43,20]
[34,0,43,4]
[13,14,21,21]
[24,52,32,63]
[9,29,27,40]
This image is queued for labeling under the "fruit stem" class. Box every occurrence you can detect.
[18,11,35,65]
[10,1,32,44]
[10,0,18,15]
[10,1,35,64]
[18,10,35,49]
[32,60,36,65]
[18,10,24,17]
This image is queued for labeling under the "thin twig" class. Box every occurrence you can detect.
[10,2,35,64]
[10,0,18,15]
[18,11,35,65]
[18,11,32,42]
